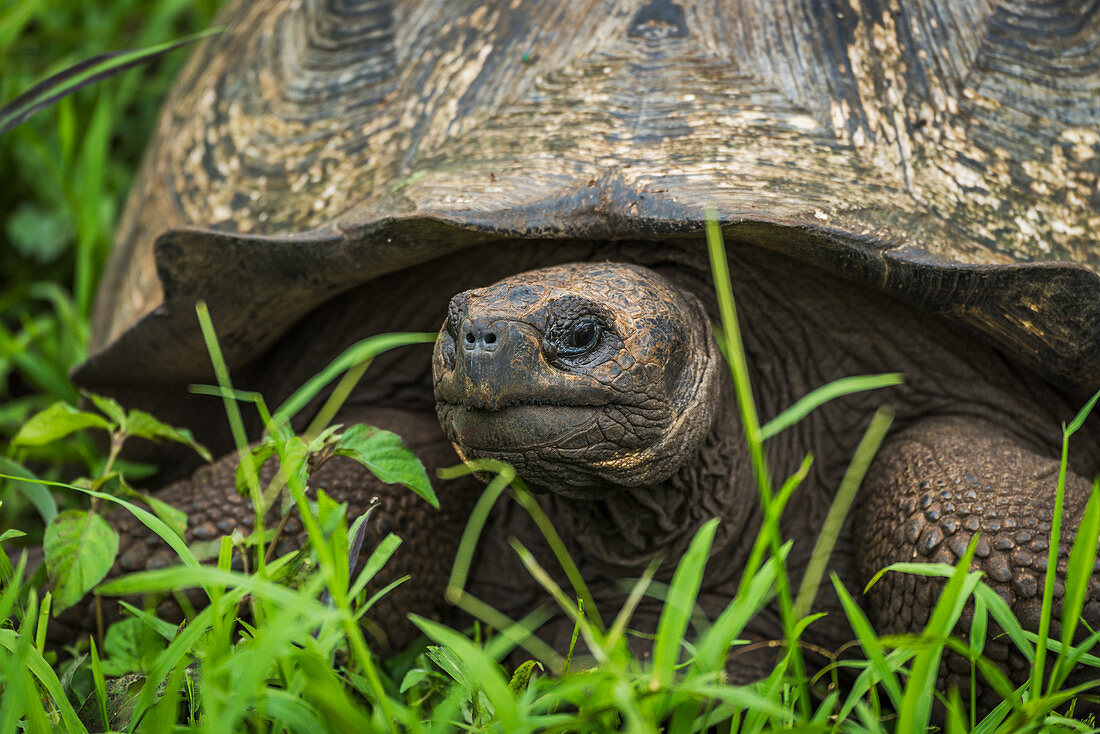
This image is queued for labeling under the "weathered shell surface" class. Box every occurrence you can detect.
[80,0,1100,394]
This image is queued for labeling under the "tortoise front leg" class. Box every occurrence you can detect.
[856,415,1100,704]
[51,407,479,653]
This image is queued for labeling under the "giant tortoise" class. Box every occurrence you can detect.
[73,0,1100,693]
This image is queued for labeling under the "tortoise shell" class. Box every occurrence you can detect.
[77,0,1100,403]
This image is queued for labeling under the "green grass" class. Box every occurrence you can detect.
[3,3,1100,731]
[0,0,222,532]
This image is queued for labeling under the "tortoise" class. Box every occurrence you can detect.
[72,0,1100,693]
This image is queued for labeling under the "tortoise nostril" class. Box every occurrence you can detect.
[465,332,475,344]
[484,332,496,344]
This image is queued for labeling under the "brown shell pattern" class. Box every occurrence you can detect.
[86,0,1100,391]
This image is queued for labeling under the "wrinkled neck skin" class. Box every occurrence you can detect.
[538,377,754,583]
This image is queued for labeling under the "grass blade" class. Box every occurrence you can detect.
[794,405,892,617]
[410,615,520,730]
[651,518,719,690]
[832,573,904,714]
[0,30,219,136]
[272,332,436,426]
[760,374,902,440]
[896,536,981,734]
[1052,480,1100,691]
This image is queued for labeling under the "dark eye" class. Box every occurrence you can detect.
[558,317,601,357]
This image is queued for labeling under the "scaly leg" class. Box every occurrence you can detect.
[857,415,1100,706]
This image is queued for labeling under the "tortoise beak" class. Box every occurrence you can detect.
[445,319,540,411]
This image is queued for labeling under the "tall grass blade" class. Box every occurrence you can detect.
[0,628,86,732]
[606,555,661,655]
[651,518,719,691]
[510,481,605,632]
[1034,427,1074,700]
[510,538,605,663]
[705,208,809,715]
[832,573,903,714]
[1034,389,1100,697]
[896,535,981,734]
[0,457,56,523]
[88,635,109,729]
[760,374,902,440]
[272,332,435,426]
[0,30,219,136]
[443,462,513,600]
[411,615,521,730]
[794,405,892,618]
[1052,481,1100,691]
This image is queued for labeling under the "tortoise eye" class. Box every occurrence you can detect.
[559,317,601,357]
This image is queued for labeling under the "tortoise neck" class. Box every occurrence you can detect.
[543,383,758,582]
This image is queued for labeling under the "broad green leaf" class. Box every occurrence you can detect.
[125,409,212,461]
[12,401,111,446]
[6,202,71,264]
[333,424,437,508]
[100,617,165,676]
[44,509,119,613]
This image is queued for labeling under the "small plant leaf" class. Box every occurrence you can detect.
[333,425,437,508]
[44,509,120,613]
[85,392,127,426]
[125,410,212,461]
[1065,387,1100,437]
[508,660,542,693]
[101,617,165,676]
[13,402,112,446]
[6,202,71,264]
[425,644,473,691]
[278,436,311,493]
[236,442,276,497]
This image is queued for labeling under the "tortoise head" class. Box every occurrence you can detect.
[433,262,723,497]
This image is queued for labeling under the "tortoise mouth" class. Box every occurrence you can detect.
[436,401,599,451]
